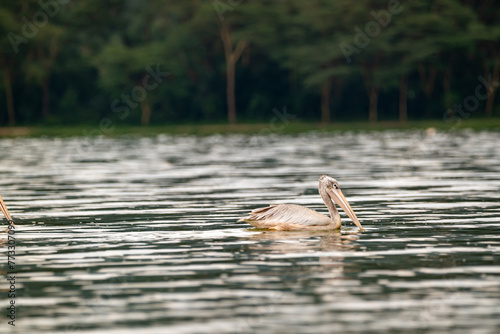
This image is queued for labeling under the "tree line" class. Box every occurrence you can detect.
[0,0,499,126]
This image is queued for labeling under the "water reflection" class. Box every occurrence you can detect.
[0,130,499,333]
[248,230,360,253]
[247,231,360,285]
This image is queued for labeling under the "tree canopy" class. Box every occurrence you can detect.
[0,0,499,126]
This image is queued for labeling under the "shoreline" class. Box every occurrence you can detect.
[0,118,499,137]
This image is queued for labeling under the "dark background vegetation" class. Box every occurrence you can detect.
[0,0,499,127]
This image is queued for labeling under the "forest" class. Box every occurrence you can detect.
[0,0,499,126]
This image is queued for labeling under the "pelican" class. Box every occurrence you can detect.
[0,194,14,223]
[238,175,364,231]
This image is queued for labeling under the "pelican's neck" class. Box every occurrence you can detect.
[319,186,341,228]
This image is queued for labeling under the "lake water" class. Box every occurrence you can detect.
[1,130,500,333]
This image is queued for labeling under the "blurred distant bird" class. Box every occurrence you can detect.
[239,175,364,231]
[0,194,14,223]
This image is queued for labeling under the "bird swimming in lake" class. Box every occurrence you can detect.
[238,175,364,231]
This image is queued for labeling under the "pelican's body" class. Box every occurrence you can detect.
[240,204,340,230]
[239,175,363,231]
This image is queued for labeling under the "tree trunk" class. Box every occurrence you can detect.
[42,78,50,118]
[362,65,379,123]
[220,21,247,124]
[442,68,451,93]
[369,87,379,123]
[2,68,15,126]
[399,74,408,123]
[419,65,436,97]
[140,99,151,126]
[226,58,236,124]
[320,79,332,123]
[485,62,499,116]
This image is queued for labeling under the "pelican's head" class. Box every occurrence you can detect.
[319,174,364,230]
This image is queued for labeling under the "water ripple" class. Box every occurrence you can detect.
[0,130,499,333]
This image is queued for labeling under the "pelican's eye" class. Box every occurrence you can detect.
[333,184,339,189]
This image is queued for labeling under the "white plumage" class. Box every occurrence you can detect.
[238,175,363,231]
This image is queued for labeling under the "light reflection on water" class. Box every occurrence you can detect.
[1,130,500,333]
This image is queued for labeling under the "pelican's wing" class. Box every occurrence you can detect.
[238,204,330,226]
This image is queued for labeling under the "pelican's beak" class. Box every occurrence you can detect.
[0,194,13,223]
[327,186,364,231]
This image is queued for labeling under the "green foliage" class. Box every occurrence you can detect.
[0,0,499,126]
